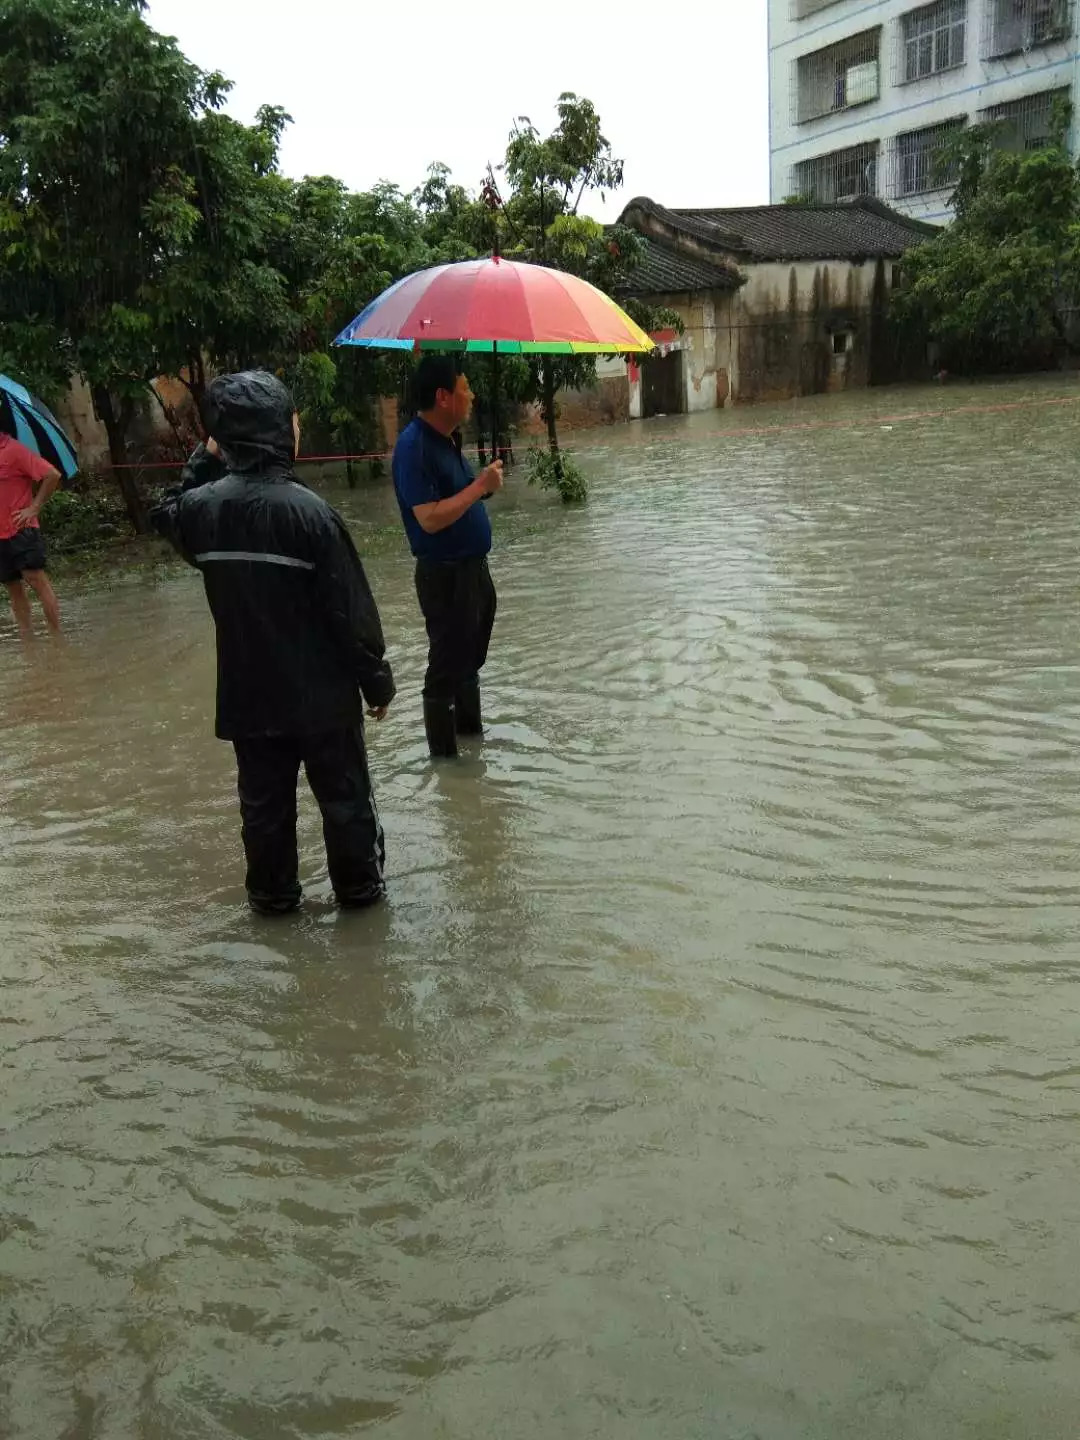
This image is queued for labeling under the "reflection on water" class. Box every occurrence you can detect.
[2,376,1080,1438]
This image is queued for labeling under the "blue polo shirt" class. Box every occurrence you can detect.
[392,417,492,562]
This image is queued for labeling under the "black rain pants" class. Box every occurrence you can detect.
[232,727,384,913]
[415,556,497,705]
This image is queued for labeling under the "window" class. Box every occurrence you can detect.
[795,29,882,124]
[792,142,880,202]
[901,0,967,81]
[981,86,1071,149]
[891,118,965,196]
[832,330,854,355]
[984,0,1073,57]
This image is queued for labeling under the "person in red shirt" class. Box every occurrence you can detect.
[0,434,62,638]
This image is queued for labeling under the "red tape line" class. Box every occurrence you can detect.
[101,392,1080,469]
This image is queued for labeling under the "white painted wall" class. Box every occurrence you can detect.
[593,354,628,380]
[685,297,717,412]
[768,0,1080,223]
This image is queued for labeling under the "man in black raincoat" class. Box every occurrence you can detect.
[151,371,395,915]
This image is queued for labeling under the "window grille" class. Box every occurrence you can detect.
[791,141,881,202]
[793,29,882,125]
[888,118,966,197]
[896,0,967,83]
[981,86,1071,148]
[983,0,1073,58]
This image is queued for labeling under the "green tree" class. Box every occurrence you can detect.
[495,94,674,498]
[0,0,238,525]
[149,104,299,408]
[0,1,353,527]
[501,95,629,469]
[275,179,435,479]
[414,162,491,262]
[892,111,1080,373]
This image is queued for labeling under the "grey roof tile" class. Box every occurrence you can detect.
[615,234,742,295]
[620,196,939,263]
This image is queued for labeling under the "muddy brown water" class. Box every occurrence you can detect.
[2,376,1079,1438]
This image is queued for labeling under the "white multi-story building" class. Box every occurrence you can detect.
[769,0,1080,222]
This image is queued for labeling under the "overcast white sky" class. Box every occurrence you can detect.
[145,0,770,219]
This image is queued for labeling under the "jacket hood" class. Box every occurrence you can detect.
[202,371,297,475]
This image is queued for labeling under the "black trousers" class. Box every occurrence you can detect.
[232,728,384,912]
[415,556,497,704]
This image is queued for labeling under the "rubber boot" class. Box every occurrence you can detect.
[423,699,458,758]
[335,884,385,911]
[247,891,302,917]
[454,678,483,737]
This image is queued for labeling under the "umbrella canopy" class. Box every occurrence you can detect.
[0,373,79,480]
[333,257,654,354]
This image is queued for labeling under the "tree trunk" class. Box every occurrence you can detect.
[146,381,186,458]
[93,386,147,533]
[181,354,207,416]
[542,363,563,476]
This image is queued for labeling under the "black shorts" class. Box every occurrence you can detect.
[0,529,47,584]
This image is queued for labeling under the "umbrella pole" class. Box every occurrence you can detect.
[491,342,502,467]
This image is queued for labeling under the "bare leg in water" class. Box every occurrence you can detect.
[5,579,34,640]
[21,569,61,634]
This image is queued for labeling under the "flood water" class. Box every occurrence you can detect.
[2,375,1080,1439]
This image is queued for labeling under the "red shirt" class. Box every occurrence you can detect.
[0,434,53,541]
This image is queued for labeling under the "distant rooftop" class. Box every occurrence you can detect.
[619,196,938,265]
[614,234,741,296]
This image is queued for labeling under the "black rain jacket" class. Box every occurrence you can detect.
[149,371,395,740]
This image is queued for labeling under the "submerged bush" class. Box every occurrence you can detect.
[525,446,588,505]
[40,489,123,553]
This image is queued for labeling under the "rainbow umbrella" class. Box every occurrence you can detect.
[333,256,654,355]
[333,257,652,462]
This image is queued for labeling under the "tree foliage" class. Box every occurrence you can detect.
[495,93,651,479]
[892,111,1080,373]
[0,1,653,526]
[0,0,234,522]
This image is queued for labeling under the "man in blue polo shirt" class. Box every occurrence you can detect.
[392,356,504,758]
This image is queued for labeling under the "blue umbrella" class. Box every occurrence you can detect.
[0,373,79,481]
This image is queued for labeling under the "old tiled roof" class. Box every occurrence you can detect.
[615,234,742,295]
[619,196,938,263]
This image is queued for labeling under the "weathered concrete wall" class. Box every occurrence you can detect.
[52,377,110,461]
[376,396,399,451]
[620,290,726,417]
[52,375,197,468]
[685,294,719,413]
[616,256,903,416]
[54,375,401,469]
[518,373,630,436]
[731,258,893,403]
